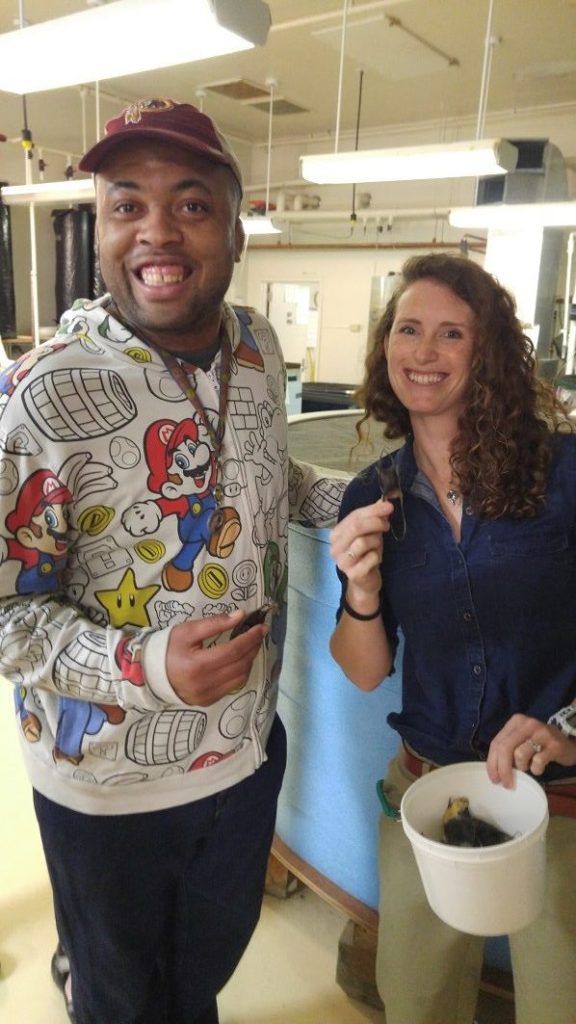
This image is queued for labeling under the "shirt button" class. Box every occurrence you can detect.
[473,664,482,675]
[463,611,472,622]
[465,505,474,516]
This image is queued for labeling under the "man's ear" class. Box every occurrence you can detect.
[235,217,246,262]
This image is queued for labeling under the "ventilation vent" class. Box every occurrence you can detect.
[203,79,308,116]
[205,79,270,101]
[248,98,308,116]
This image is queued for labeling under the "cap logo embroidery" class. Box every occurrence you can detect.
[123,98,174,126]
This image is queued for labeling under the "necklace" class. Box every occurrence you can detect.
[446,488,460,506]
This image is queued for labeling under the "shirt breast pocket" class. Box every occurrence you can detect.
[488,528,573,632]
[384,545,428,573]
[488,528,569,560]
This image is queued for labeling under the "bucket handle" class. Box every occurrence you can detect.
[376,779,401,821]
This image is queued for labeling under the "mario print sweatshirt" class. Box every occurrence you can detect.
[0,297,346,814]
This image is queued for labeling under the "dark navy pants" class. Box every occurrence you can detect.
[34,716,286,1024]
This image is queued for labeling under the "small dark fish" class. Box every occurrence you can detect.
[377,463,402,501]
[230,603,277,639]
[376,461,406,542]
[442,796,512,848]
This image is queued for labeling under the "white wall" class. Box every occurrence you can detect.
[235,232,467,385]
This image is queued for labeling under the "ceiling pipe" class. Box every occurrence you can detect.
[245,206,451,223]
[243,240,482,253]
[4,138,83,161]
[269,0,412,33]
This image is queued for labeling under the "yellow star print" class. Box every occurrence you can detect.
[95,568,160,628]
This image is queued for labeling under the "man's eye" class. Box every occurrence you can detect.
[183,200,206,213]
[114,202,137,214]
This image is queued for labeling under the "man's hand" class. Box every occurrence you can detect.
[166,610,268,706]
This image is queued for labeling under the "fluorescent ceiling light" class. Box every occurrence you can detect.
[1,179,96,205]
[0,0,270,94]
[300,139,518,184]
[449,202,576,229]
[241,216,282,235]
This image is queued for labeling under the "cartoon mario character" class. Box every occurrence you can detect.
[122,417,241,592]
[233,306,265,372]
[53,696,126,766]
[115,634,145,687]
[4,469,73,594]
[15,686,42,743]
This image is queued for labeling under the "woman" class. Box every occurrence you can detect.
[329,253,576,1024]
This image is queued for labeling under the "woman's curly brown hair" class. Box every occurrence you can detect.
[357,252,571,519]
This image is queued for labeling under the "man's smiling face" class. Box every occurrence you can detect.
[95,139,244,352]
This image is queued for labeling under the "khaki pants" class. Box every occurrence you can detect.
[376,755,576,1024]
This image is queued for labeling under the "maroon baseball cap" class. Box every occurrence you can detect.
[79,97,243,194]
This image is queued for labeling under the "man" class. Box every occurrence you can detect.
[0,98,346,1024]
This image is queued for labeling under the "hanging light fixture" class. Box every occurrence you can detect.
[241,215,282,235]
[301,139,518,184]
[449,201,576,229]
[1,178,95,205]
[0,0,271,94]
[299,0,517,185]
[242,78,282,237]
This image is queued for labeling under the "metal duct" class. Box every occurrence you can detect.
[477,139,569,357]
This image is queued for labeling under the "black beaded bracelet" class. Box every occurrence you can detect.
[343,596,381,621]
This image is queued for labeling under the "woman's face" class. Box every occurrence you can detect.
[384,278,475,425]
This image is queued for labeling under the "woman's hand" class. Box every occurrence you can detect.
[329,500,394,689]
[329,499,393,610]
[487,712,576,787]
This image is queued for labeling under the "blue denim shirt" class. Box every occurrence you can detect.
[338,433,576,782]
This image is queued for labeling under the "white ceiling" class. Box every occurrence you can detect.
[1,0,576,196]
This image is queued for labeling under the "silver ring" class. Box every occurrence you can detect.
[528,738,543,754]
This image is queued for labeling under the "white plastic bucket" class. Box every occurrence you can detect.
[400,762,549,936]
